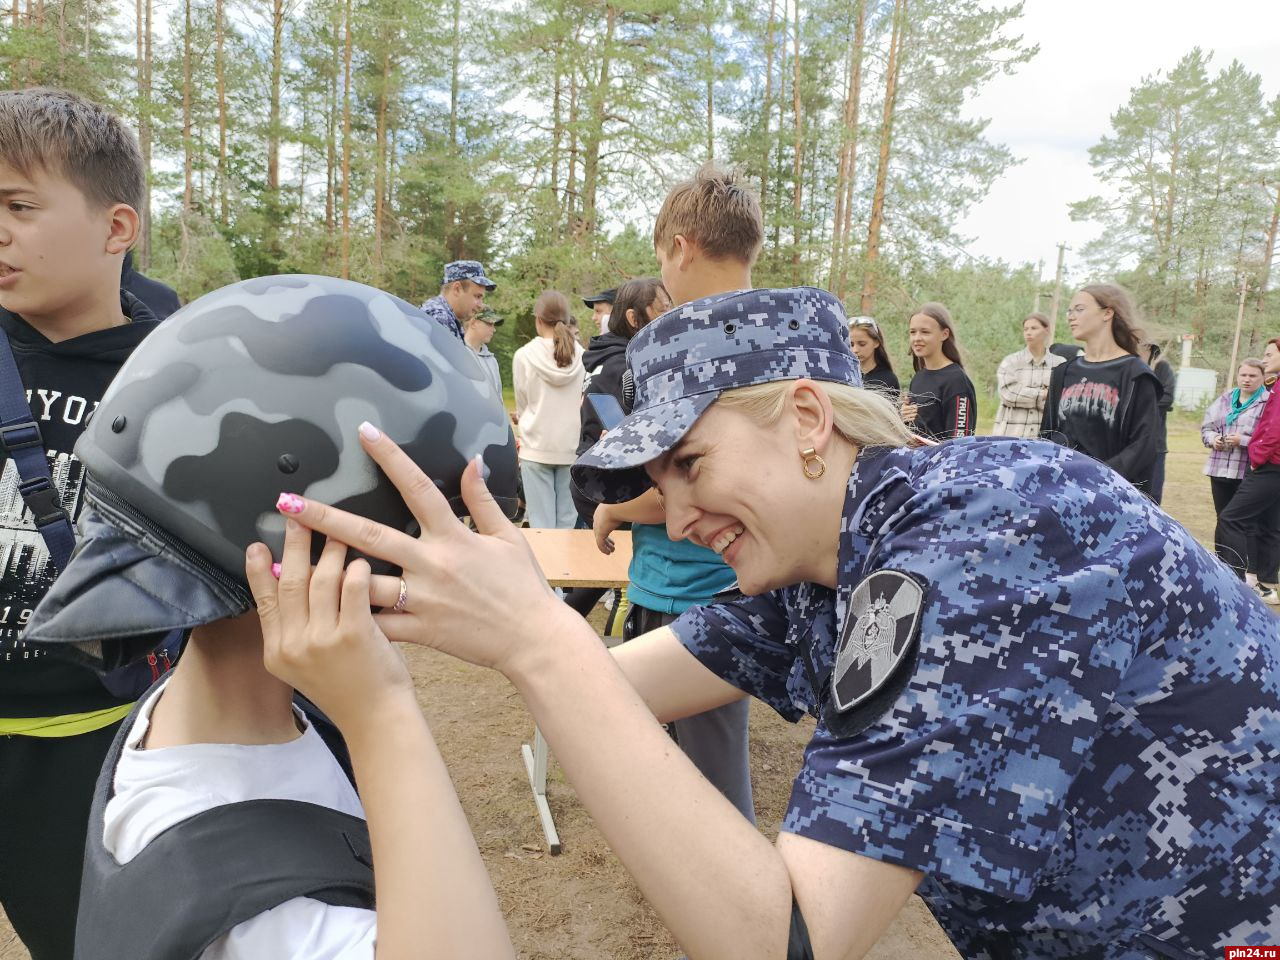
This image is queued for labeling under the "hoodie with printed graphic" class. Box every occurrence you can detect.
[0,293,160,716]
[1041,354,1162,492]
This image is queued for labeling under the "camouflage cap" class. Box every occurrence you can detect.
[25,274,518,666]
[444,260,496,291]
[571,287,862,504]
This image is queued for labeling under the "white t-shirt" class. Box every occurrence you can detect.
[103,681,377,960]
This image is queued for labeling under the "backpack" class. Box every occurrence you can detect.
[0,331,183,699]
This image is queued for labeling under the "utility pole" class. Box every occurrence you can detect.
[1227,273,1248,386]
[1048,243,1067,330]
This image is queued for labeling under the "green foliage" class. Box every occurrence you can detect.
[148,211,241,300]
[1071,48,1280,383]
[6,0,1276,403]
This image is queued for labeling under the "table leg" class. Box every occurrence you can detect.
[521,725,562,855]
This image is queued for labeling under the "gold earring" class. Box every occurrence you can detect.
[800,447,825,480]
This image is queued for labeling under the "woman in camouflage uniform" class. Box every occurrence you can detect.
[277,287,1280,960]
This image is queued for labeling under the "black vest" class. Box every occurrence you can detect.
[76,693,376,960]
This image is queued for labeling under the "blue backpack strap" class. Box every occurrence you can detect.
[0,331,76,570]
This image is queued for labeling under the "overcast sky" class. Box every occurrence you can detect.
[955,0,1280,285]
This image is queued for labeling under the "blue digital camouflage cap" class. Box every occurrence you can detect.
[443,259,496,290]
[571,286,862,504]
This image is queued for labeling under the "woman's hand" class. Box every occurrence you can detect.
[1224,433,1241,449]
[593,503,620,555]
[900,400,918,424]
[245,522,413,732]
[273,423,573,676]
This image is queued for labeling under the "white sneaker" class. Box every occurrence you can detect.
[1255,584,1280,605]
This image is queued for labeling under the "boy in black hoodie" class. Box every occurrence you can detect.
[0,88,161,960]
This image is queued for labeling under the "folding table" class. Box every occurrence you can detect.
[517,528,633,854]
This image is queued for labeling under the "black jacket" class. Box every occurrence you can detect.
[1151,358,1176,455]
[572,332,630,522]
[1040,355,1162,491]
[0,293,161,717]
[121,251,182,320]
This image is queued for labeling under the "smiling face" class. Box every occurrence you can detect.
[0,161,126,323]
[646,400,822,595]
[908,313,949,364]
[1066,291,1111,343]
[1238,364,1264,393]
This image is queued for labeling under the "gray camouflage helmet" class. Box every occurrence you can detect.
[25,274,518,668]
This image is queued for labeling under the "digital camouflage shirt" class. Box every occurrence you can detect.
[419,294,464,341]
[670,437,1279,958]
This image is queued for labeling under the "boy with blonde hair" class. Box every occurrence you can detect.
[651,162,763,306]
[589,163,767,821]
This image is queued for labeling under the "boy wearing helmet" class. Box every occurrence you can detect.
[25,276,519,959]
[0,88,164,960]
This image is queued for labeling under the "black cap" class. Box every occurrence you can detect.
[582,288,617,307]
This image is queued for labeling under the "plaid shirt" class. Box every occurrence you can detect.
[992,348,1064,438]
[1201,387,1269,479]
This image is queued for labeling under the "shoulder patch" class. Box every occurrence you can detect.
[831,570,924,715]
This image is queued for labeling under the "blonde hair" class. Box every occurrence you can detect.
[652,163,763,266]
[533,289,577,368]
[715,380,917,451]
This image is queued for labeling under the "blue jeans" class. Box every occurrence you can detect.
[520,461,577,529]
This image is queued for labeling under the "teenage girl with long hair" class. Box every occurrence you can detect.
[847,316,899,394]
[512,290,585,528]
[1040,283,1161,492]
[901,302,976,440]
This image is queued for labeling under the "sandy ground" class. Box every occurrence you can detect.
[0,420,1241,958]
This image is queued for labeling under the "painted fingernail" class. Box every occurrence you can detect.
[270,562,281,579]
[277,492,305,514]
[359,421,381,442]
[474,453,490,482]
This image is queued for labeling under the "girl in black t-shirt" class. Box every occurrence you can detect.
[902,302,976,440]
[1040,283,1161,492]
[848,315,900,395]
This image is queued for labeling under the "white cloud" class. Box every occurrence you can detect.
[957,0,1280,279]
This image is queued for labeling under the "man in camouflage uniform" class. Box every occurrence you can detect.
[570,286,1280,957]
[420,260,496,341]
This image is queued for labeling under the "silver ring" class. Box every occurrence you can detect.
[391,578,409,613]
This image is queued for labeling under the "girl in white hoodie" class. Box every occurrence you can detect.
[513,290,585,528]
